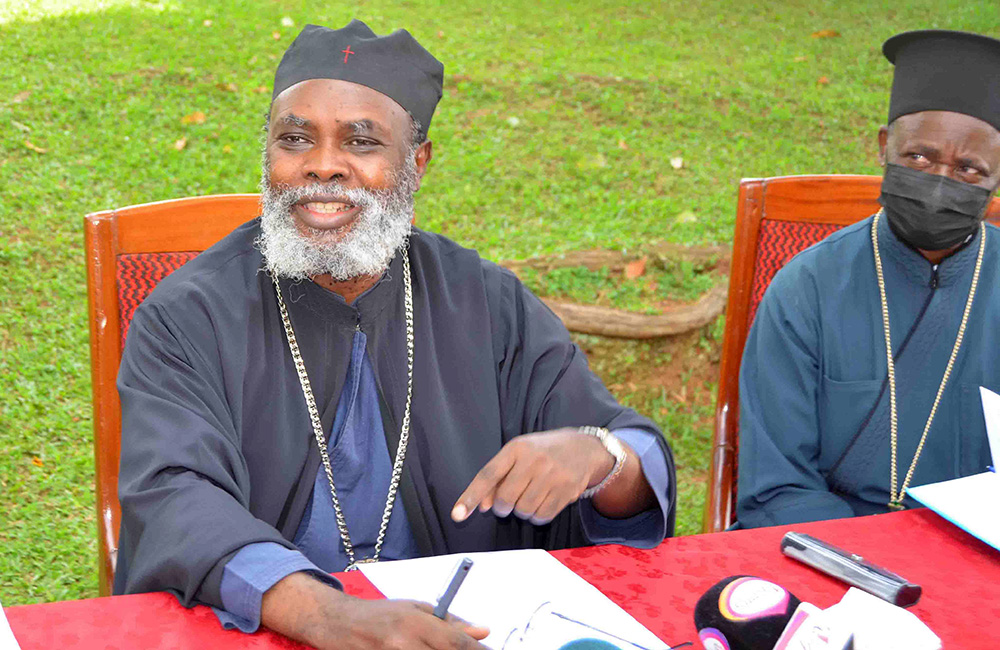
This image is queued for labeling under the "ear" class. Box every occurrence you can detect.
[877,125,889,167]
[412,141,433,192]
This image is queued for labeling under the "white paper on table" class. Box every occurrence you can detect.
[0,600,22,650]
[908,472,1000,550]
[979,386,1000,467]
[360,549,667,650]
[906,387,1000,551]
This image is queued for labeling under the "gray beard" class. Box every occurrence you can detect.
[255,156,417,282]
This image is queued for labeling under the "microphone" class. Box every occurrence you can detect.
[694,575,801,650]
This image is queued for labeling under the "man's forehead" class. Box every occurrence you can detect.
[270,78,409,131]
[892,111,1000,143]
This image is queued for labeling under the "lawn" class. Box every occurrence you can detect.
[1,0,997,606]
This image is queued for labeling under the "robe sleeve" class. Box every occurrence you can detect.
[215,542,341,633]
[114,302,307,608]
[736,266,854,527]
[493,270,676,540]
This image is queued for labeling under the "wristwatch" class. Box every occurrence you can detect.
[579,426,627,499]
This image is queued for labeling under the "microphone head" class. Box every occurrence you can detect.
[694,575,801,650]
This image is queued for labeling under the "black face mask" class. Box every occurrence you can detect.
[879,163,992,251]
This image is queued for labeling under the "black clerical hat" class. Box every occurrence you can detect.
[883,30,1000,131]
[272,20,444,137]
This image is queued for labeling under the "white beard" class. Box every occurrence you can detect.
[256,157,417,282]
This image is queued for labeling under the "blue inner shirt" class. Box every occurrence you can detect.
[292,329,421,568]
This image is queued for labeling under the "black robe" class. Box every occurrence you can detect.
[113,220,676,609]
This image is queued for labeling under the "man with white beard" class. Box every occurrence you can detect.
[113,20,675,650]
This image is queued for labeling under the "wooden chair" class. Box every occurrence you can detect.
[703,174,1000,533]
[85,194,260,596]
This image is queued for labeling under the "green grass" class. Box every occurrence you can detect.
[1,0,998,606]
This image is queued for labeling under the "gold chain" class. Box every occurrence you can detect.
[871,211,985,510]
[271,245,415,570]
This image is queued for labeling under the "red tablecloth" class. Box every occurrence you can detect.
[7,509,999,649]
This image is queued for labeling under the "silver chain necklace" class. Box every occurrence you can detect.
[871,211,985,510]
[271,245,415,571]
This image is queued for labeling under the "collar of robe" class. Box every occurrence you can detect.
[281,249,404,329]
[877,212,983,288]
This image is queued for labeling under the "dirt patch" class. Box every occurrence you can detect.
[575,328,720,415]
[585,331,719,400]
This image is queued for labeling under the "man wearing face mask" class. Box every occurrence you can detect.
[736,30,1000,528]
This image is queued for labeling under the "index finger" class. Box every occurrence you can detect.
[451,448,517,522]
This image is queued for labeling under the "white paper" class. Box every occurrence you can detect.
[979,386,1000,467]
[827,588,941,650]
[0,601,22,650]
[360,549,666,650]
[907,471,1000,550]
[906,386,1000,551]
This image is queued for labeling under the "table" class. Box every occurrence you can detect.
[7,509,999,649]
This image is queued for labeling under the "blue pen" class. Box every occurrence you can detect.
[988,466,996,473]
[433,557,474,619]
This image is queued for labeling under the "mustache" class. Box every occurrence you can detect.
[261,182,389,211]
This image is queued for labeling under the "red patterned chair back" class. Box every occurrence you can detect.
[116,252,200,349]
[704,175,1000,533]
[85,194,260,595]
[746,221,842,327]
